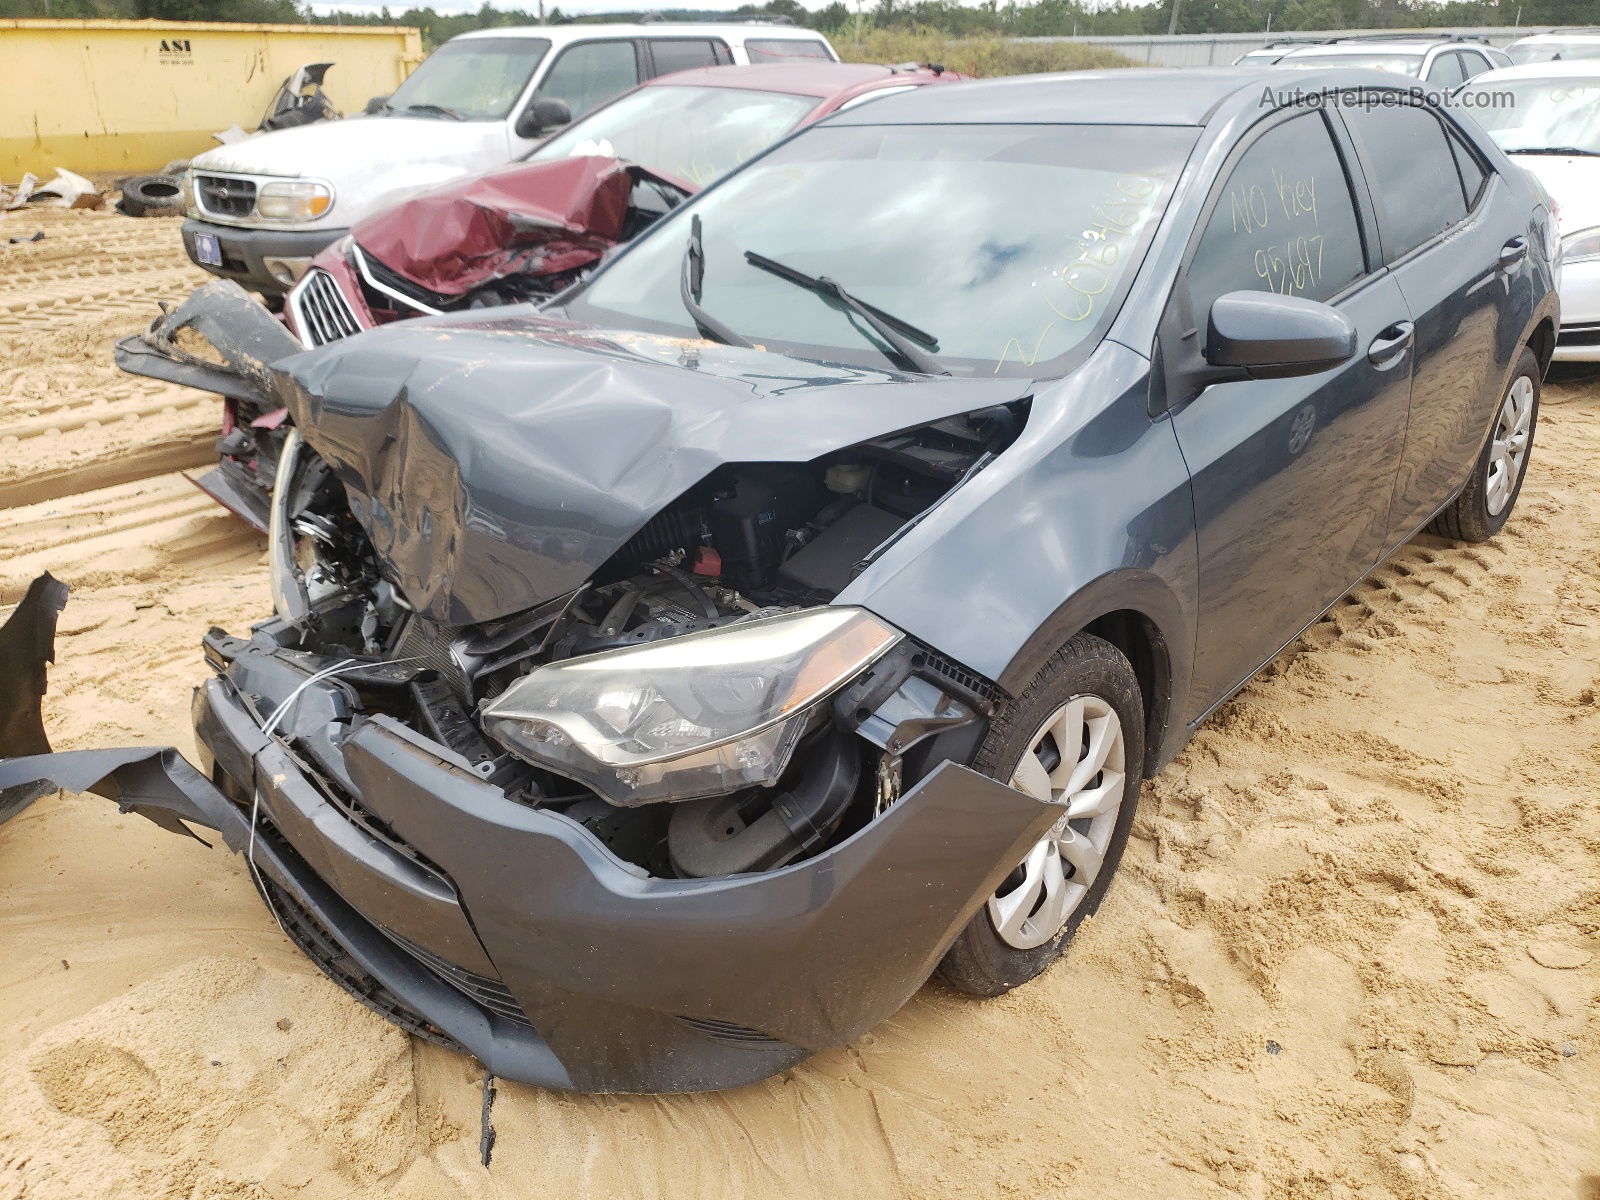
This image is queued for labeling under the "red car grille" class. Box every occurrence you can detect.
[290,267,363,347]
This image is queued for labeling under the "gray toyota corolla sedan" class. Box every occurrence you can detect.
[0,69,1558,1094]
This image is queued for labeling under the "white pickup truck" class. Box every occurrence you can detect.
[179,22,837,297]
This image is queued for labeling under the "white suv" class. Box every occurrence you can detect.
[1273,34,1510,84]
[180,23,837,297]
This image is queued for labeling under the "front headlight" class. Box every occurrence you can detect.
[257,180,333,221]
[481,607,903,806]
[1561,225,1600,265]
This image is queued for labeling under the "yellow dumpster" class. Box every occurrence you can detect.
[0,18,423,178]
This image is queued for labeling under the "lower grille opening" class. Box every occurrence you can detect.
[252,863,458,1049]
[383,929,534,1029]
[676,1015,783,1045]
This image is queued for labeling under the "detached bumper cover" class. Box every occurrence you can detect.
[112,279,305,531]
[0,639,1058,1094]
[112,278,304,410]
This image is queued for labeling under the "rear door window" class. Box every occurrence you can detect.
[1341,98,1469,262]
[1425,51,1467,86]
[745,38,833,63]
[537,40,642,118]
[1185,112,1368,323]
[648,38,731,76]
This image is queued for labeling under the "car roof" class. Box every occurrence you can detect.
[451,23,832,46]
[1465,59,1600,82]
[1278,40,1441,57]
[1510,29,1600,42]
[822,67,1420,127]
[644,62,937,98]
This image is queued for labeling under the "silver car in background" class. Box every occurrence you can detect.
[1459,60,1600,361]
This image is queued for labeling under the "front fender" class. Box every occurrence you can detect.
[840,342,1199,770]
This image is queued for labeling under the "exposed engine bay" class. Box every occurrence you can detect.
[273,405,1022,881]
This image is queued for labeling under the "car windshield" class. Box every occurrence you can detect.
[1508,40,1600,64]
[1459,79,1600,154]
[385,37,551,121]
[529,85,819,187]
[566,123,1194,378]
[1278,51,1422,75]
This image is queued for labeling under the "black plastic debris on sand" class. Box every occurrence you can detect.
[479,1071,497,1167]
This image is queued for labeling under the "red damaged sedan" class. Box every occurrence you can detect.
[283,61,959,347]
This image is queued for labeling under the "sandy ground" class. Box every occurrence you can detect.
[0,206,1596,1200]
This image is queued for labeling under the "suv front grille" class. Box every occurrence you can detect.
[194,173,256,218]
[290,267,363,347]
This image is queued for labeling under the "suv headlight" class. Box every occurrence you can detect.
[257,180,333,221]
[481,607,902,807]
[1561,225,1600,265]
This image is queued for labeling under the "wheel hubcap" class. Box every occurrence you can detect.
[1486,375,1534,517]
[987,695,1127,950]
[1287,404,1316,456]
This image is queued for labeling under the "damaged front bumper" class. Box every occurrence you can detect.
[113,279,306,532]
[0,630,1058,1094]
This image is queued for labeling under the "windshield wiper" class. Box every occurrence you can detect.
[742,250,948,376]
[679,214,750,348]
[1504,145,1600,156]
[402,103,464,121]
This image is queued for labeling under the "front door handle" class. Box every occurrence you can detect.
[1499,236,1528,269]
[1367,321,1415,367]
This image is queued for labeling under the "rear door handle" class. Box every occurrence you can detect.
[1499,236,1528,269]
[1367,321,1415,367]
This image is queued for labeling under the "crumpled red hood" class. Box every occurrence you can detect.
[352,156,645,296]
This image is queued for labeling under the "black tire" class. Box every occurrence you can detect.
[938,632,1145,997]
[1427,346,1540,543]
[119,174,183,219]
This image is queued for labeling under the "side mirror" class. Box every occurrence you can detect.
[1205,290,1356,380]
[364,94,390,114]
[515,97,572,139]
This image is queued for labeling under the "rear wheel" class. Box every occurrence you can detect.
[1427,347,1539,542]
[938,633,1144,997]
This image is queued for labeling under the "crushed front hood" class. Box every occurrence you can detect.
[277,310,1031,625]
[353,156,647,296]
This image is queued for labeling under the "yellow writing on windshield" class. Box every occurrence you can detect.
[995,173,1161,372]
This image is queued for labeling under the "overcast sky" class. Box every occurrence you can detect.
[305,0,846,15]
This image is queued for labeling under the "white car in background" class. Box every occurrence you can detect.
[179,22,838,298]
[1505,29,1600,65]
[1271,34,1509,84]
[1459,61,1600,361]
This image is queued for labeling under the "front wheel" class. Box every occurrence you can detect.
[938,633,1144,997]
[1427,346,1540,542]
